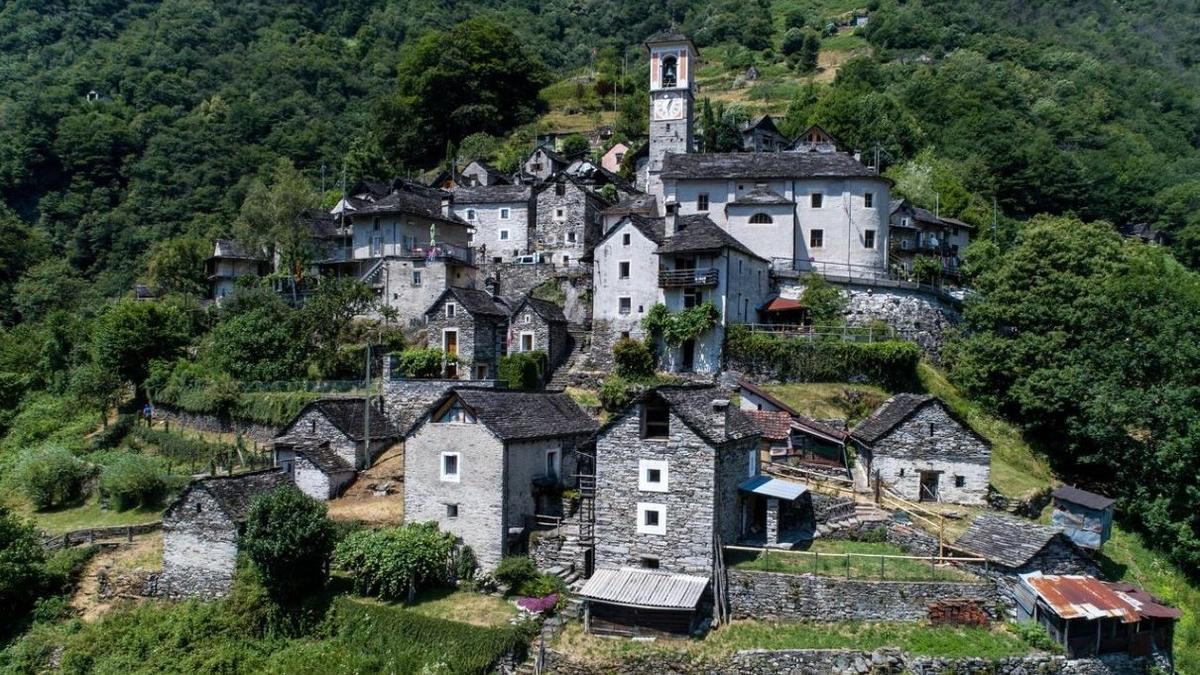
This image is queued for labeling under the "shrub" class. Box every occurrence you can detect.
[612,338,654,379]
[516,572,566,598]
[454,544,478,582]
[781,27,805,55]
[99,454,169,510]
[493,555,538,591]
[1012,620,1060,652]
[498,351,546,390]
[394,348,455,379]
[599,375,634,412]
[800,275,847,325]
[333,522,457,601]
[13,445,90,509]
[89,414,135,451]
[0,505,45,622]
[725,324,920,390]
[241,485,336,602]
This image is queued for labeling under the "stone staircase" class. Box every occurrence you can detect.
[815,502,892,538]
[545,328,591,391]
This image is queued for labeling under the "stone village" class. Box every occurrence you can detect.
[172,31,1180,674]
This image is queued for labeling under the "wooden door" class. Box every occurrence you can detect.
[443,330,458,378]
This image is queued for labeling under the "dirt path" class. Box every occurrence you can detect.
[70,533,163,622]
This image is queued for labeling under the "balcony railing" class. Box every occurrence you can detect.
[658,267,719,288]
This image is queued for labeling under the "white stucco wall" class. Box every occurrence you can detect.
[592,219,661,339]
[351,214,471,260]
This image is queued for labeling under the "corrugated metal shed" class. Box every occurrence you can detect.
[578,568,709,610]
[1019,573,1181,623]
[739,475,808,501]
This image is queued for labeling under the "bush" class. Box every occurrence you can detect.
[99,454,169,510]
[493,555,538,591]
[454,544,478,582]
[516,572,566,598]
[0,505,45,623]
[13,445,90,509]
[612,338,654,379]
[599,375,634,412]
[498,351,546,390]
[130,427,235,470]
[800,275,847,325]
[333,522,457,601]
[1012,620,1060,652]
[89,414,135,451]
[394,348,456,379]
[781,27,805,55]
[241,485,336,602]
[725,325,920,390]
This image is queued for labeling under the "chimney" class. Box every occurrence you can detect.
[440,194,451,218]
[665,202,678,237]
[484,274,500,298]
[712,398,730,432]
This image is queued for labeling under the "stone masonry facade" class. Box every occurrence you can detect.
[425,295,504,379]
[534,178,601,267]
[868,402,991,505]
[727,569,998,622]
[160,488,238,599]
[511,302,570,370]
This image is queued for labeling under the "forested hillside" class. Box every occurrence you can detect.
[2,0,1200,605]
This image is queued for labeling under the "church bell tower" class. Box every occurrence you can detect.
[645,32,696,212]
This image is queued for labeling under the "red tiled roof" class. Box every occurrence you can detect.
[747,411,792,441]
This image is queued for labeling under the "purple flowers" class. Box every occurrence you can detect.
[516,593,558,614]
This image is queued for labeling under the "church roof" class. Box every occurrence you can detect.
[661,151,883,181]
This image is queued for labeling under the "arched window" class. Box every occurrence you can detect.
[661,55,677,88]
[749,213,773,224]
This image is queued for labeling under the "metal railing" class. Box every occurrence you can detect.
[658,267,719,288]
[743,323,912,343]
[771,258,962,303]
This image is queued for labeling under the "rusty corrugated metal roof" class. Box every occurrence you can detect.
[1020,573,1181,622]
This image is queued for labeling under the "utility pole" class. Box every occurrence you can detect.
[363,335,371,470]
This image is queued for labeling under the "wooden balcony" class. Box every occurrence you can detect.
[658,267,719,288]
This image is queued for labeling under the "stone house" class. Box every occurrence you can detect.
[451,185,534,263]
[404,388,598,570]
[533,174,608,268]
[459,159,509,187]
[274,440,355,500]
[739,115,788,153]
[160,469,291,599]
[507,295,570,371]
[523,145,569,183]
[598,193,658,232]
[274,396,400,471]
[851,394,990,505]
[653,214,771,373]
[583,385,761,636]
[424,286,510,380]
[589,214,665,367]
[888,198,972,277]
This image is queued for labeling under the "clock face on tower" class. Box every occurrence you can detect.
[653,92,684,121]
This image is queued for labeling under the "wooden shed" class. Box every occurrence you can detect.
[578,567,710,638]
[1050,485,1114,550]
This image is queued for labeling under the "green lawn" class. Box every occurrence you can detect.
[728,539,978,582]
[760,382,889,424]
[364,588,517,627]
[554,620,1041,663]
[6,493,161,535]
[822,32,869,51]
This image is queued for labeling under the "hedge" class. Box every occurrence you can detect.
[726,324,920,390]
[498,351,546,390]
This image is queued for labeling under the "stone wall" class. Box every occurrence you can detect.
[534,179,600,267]
[542,648,1148,675]
[160,487,239,599]
[866,401,991,505]
[283,407,359,468]
[379,376,503,437]
[153,404,279,443]
[425,294,502,379]
[477,259,592,325]
[727,569,998,622]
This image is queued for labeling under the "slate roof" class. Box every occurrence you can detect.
[1052,485,1116,512]
[644,31,697,53]
[196,469,291,523]
[741,115,782,135]
[446,388,598,442]
[513,296,567,323]
[426,286,510,318]
[728,186,792,206]
[955,513,1066,569]
[656,386,760,445]
[210,239,265,260]
[288,441,354,475]
[451,185,531,204]
[657,214,763,260]
[746,410,792,441]
[599,193,658,217]
[661,151,881,180]
[462,160,509,185]
[353,180,468,226]
[850,394,936,445]
[282,397,400,442]
[530,145,568,166]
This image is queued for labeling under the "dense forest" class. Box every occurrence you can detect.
[1,0,1200,602]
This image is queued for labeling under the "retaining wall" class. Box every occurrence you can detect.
[153,404,280,443]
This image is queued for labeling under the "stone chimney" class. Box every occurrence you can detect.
[440,194,452,218]
[712,398,730,433]
[664,202,678,237]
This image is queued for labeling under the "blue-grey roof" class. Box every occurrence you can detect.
[739,475,808,501]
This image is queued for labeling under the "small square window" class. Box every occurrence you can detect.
[499,208,510,220]
[640,556,660,569]
[620,331,631,340]
[697,193,709,211]
[864,192,874,208]
[618,297,632,314]
[466,209,476,221]
[639,459,669,492]
[811,193,823,208]
[810,229,824,248]
[954,476,966,488]
[499,229,510,241]
[637,503,666,535]
[864,230,876,249]
[440,452,460,482]
[622,233,631,246]
[618,261,630,278]
[644,510,659,527]
[446,503,459,518]
[555,208,565,220]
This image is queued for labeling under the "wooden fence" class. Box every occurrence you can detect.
[724,544,988,582]
[42,522,162,551]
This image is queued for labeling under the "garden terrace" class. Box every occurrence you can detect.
[725,540,984,582]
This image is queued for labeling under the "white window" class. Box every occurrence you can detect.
[500,208,510,220]
[545,449,560,478]
[440,452,461,482]
[618,261,630,279]
[637,502,667,535]
[466,209,476,221]
[618,297,632,314]
[638,459,669,492]
[499,229,510,241]
[555,207,565,220]
[520,332,534,352]
[747,449,759,477]
[864,229,876,249]
[445,303,457,318]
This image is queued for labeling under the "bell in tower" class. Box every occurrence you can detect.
[644,32,697,213]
